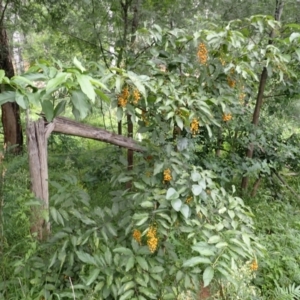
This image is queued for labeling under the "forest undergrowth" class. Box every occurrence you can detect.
[1,130,300,299]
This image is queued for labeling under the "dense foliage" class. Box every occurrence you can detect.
[1,0,300,299]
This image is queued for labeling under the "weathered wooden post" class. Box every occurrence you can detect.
[26,114,142,240]
[26,117,53,240]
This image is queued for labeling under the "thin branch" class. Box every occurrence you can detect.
[57,28,117,57]
[91,0,111,70]
[273,170,300,200]
[263,93,288,98]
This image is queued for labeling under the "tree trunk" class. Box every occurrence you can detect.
[0,25,23,154]
[241,0,284,191]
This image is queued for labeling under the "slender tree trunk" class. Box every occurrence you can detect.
[125,0,141,189]
[0,23,23,154]
[241,0,284,190]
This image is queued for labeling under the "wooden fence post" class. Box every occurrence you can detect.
[26,118,53,240]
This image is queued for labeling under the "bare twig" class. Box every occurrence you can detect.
[69,277,76,300]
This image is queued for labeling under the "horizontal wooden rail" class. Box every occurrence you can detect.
[49,116,143,152]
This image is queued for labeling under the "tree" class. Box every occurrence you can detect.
[0,1,23,154]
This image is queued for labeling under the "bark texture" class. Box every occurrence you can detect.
[51,116,143,152]
[0,23,23,153]
[27,118,52,240]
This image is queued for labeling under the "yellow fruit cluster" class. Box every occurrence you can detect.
[250,260,258,271]
[141,110,149,126]
[222,113,232,122]
[118,87,130,107]
[133,89,141,104]
[133,229,142,245]
[239,85,246,104]
[239,93,246,101]
[197,43,208,65]
[163,168,172,182]
[190,118,199,135]
[147,225,158,253]
[220,58,226,66]
[227,76,236,88]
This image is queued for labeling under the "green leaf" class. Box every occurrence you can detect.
[50,207,58,224]
[136,276,147,287]
[290,32,300,43]
[191,171,201,182]
[242,233,251,248]
[175,115,183,130]
[133,213,149,221]
[73,57,86,72]
[215,242,228,248]
[150,266,164,273]
[54,100,67,117]
[153,162,164,176]
[166,187,179,200]
[95,89,110,103]
[48,251,57,269]
[0,70,5,82]
[15,91,27,109]
[171,199,182,212]
[76,251,97,266]
[136,216,149,226]
[133,181,145,190]
[116,106,123,121]
[136,256,148,271]
[203,266,214,287]
[125,256,135,272]
[295,49,300,61]
[191,245,215,256]
[76,74,96,103]
[180,204,190,219]
[140,201,154,208]
[46,72,69,91]
[86,268,100,286]
[0,91,15,105]
[71,90,90,119]
[119,289,135,300]
[127,71,147,98]
[208,235,221,244]
[183,256,211,267]
[192,184,202,196]
[122,281,135,293]
[115,76,124,93]
[41,100,54,121]
[90,78,110,92]
[11,75,34,87]
[104,248,112,265]
[113,247,133,256]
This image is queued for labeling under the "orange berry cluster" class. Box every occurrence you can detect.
[227,76,236,88]
[133,89,141,104]
[118,87,130,107]
[197,43,208,65]
[118,87,141,107]
[250,260,258,271]
[222,113,232,122]
[163,169,172,182]
[132,229,142,245]
[190,118,199,135]
[147,225,158,253]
